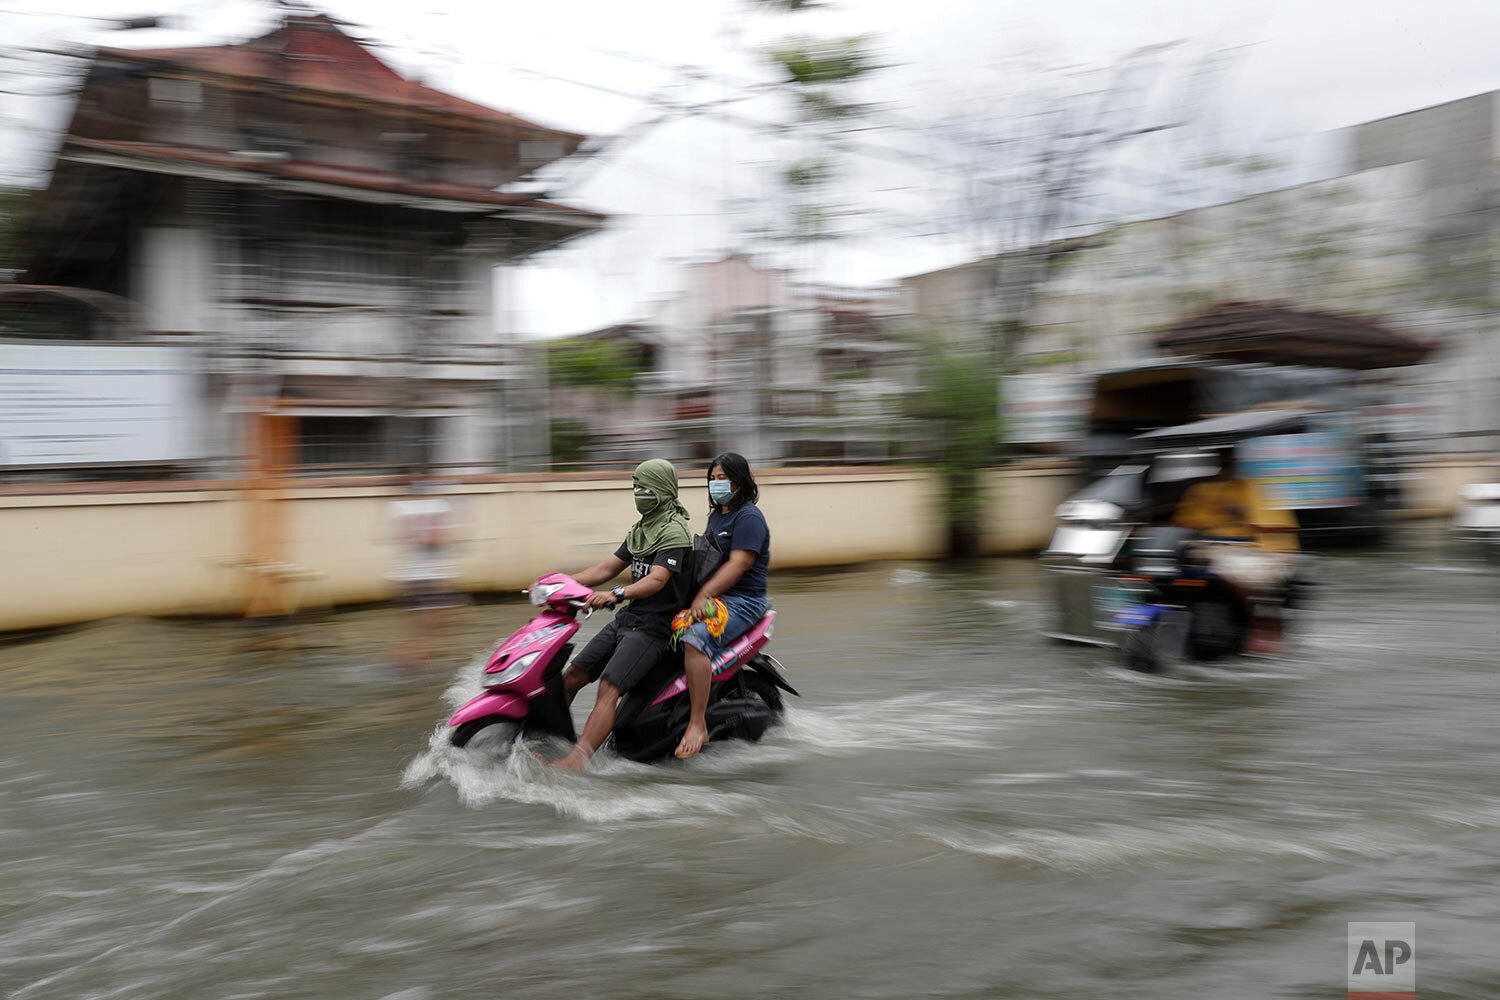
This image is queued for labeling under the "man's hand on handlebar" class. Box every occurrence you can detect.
[586,591,617,609]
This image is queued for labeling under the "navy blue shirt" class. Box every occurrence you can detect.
[708,502,770,600]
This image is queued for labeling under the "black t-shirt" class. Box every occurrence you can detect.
[707,502,770,600]
[612,539,692,630]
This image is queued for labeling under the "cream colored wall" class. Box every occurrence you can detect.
[0,490,245,627]
[979,465,1083,555]
[3,461,1489,632]
[1397,459,1500,517]
[755,472,946,567]
[0,471,950,632]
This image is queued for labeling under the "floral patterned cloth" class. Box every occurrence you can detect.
[669,597,728,649]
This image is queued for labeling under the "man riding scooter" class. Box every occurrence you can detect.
[1172,446,1301,653]
[543,459,694,770]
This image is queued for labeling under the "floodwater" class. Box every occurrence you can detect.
[2,524,1497,999]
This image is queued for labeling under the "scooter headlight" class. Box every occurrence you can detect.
[529,582,564,607]
[483,651,541,688]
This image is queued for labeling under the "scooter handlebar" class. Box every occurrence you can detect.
[567,597,618,611]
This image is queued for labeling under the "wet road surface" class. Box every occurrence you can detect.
[2,523,1497,999]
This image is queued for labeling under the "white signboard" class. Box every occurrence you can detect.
[0,343,195,467]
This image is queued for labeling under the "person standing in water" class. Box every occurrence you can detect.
[385,477,462,670]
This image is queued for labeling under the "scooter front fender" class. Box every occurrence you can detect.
[447,692,528,728]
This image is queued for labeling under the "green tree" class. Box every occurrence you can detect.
[545,340,646,393]
[766,34,879,121]
[904,337,1002,556]
[748,5,882,247]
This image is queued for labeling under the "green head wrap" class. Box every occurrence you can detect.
[625,459,692,557]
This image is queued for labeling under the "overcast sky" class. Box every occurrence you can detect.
[5,0,1500,336]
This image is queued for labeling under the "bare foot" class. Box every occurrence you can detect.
[675,721,709,759]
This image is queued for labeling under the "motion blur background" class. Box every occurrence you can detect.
[4,0,1500,623]
[2,2,1500,997]
[4,0,1499,483]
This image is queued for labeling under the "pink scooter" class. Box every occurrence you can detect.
[446,573,797,762]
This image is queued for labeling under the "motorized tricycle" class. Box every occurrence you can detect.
[1045,407,1320,670]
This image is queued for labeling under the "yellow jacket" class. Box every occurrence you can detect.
[1174,478,1300,553]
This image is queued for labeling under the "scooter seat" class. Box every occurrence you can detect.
[709,610,776,675]
[647,611,778,707]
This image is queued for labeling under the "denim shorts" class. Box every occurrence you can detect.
[681,593,771,658]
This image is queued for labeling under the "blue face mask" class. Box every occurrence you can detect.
[709,480,734,505]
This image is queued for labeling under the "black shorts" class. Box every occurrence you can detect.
[569,617,668,693]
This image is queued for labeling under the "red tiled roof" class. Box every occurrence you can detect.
[98,13,583,145]
[63,136,604,221]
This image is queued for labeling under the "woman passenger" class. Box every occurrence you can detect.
[675,453,771,758]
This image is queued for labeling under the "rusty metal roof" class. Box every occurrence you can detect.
[62,136,604,223]
[1156,301,1435,370]
[98,13,584,144]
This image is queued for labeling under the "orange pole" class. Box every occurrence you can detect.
[243,401,296,618]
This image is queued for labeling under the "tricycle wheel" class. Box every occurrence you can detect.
[1120,624,1161,672]
[1187,594,1247,660]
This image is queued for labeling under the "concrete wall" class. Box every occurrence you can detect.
[979,464,1084,555]
[282,470,946,605]
[2,461,1491,633]
[1026,162,1432,373]
[1,489,245,628]
[0,470,950,633]
[1344,90,1498,245]
[1398,458,1500,517]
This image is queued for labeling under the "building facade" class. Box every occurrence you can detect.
[901,90,1500,455]
[549,254,917,467]
[16,11,601,477]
